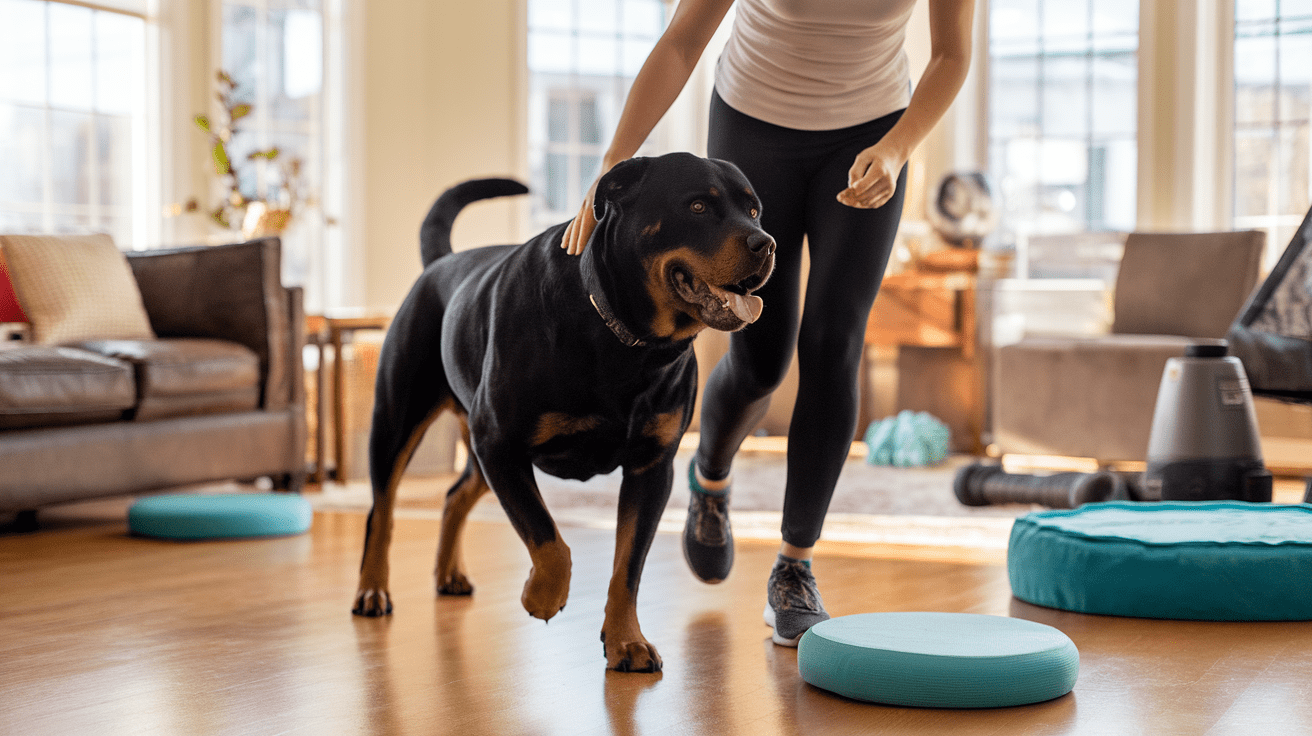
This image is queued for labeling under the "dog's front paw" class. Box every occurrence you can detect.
[521,564,569,620]
[601,631,663,673]
[437,570,474,596]
[352,588,393,617]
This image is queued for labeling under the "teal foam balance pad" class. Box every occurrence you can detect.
[1009,501,1312,621]
[797,612,1078,709]
[129,493,313,540]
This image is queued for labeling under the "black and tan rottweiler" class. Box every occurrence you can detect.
[352,153,775,672]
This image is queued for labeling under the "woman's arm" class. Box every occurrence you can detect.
[838,0,975,209]
[561,0,736,254]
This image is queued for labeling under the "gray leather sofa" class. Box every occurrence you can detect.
[0,237,306,517]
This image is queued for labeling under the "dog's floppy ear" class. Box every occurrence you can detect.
[593,157,651,221]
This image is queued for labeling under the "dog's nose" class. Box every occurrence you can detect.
[748,231,775,254]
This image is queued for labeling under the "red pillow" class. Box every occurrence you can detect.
[0,251,30,323]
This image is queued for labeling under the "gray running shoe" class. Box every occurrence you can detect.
[682,460,733,583]
[763,556,829,646]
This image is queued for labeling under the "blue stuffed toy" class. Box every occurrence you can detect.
[864,410,951,467]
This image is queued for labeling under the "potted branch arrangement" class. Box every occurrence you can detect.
[179,70,308,239]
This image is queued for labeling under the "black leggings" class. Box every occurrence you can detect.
[698,90,906,548]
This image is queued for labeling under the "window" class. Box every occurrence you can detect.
[0,0,146,248]
[988,0,1139,237]
[526,0,668,230]
[1233,0,1312,266]
[219,0,330,307]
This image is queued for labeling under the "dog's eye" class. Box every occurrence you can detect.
[690,201,707,214]
[750,208,759,219]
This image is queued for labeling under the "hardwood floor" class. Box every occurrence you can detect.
[4,499,1312,735]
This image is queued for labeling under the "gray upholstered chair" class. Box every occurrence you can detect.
[992,229,1266,463]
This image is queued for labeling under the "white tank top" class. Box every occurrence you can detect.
[714,0,918,131]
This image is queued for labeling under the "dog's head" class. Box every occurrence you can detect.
[581,153,775,343]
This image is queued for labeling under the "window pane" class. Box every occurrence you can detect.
[0,105,45,205]
[1284,0,1312,19]
[1092,0,1138,36]
[546,152,568,212]
[578,0,618,35]
[1279,32,1312,124]
[1041,56,1091,138]
[49,110,93,206]
[991,0,1040,42]
[48,2,94,111]
[97,114,131,210]
[529,0,571,31]
[1233,127,1275,219]
[990,57,1038,138]
[1042,0,1089,54]
[578,96,601,144]
[1236,0,1277,24]
[223,4,260,104]
[1235,35,1277,126]
[1278,125,1310,215]
[577,36,618,76]
[528,31,573,74]
[1091,52,1136,137]
[95,11,144,115]
[0,0,47,106]
[548,97,569,143]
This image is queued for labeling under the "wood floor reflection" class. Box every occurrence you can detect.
[4,504,1312,734]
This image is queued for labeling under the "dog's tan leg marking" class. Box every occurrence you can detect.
[631,411,686,475]
[435,413,488,596]
[353,400,452,616]
[602,510,661,672]
[522,535,572,621]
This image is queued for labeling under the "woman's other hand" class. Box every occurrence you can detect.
[837,141,905,209]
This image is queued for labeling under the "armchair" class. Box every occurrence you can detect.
[992,229,1265,463]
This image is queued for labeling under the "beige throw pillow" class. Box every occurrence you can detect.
[0,233,155,345]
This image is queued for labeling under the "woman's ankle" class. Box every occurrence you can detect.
[780,542,813,563]
[693,460,731,493]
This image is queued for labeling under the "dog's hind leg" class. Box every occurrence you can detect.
[434,413,489,596]
[354,325,453,617]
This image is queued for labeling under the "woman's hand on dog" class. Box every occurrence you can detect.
[561,177,602,256]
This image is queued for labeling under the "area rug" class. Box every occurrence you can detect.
[310,442,1034,551]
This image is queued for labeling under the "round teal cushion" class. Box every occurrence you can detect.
[1009,501,1312,621]
[797,612,1079,708]
[128,493,312,540]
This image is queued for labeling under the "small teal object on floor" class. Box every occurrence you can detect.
[797,612,1078,708]
[863,410,951,467]
[128,493,312,540]
[1009,501,1312,621]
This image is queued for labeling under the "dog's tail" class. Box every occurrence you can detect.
[420,178,530,268]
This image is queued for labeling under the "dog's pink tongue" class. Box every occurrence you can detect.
[726,292,764,324]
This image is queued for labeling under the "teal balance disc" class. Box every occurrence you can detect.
[797,612,1079,708]
[129,493,312,540]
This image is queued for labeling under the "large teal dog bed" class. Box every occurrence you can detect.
[1009,501,1312,621]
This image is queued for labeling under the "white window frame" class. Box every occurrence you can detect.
[206,0,348,313]
[0,0,155,249]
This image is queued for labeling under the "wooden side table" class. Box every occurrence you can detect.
[304,312,391,483]
[866,268,984,453]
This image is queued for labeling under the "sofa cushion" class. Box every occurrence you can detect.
[0,346,136,429]
[75,339,260,422]
[993,334,1197,461]
[0,234,156,346]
